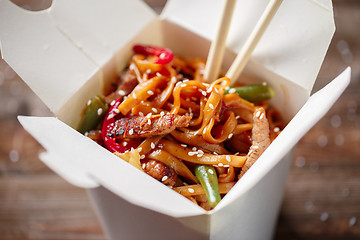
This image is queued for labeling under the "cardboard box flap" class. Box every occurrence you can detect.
[17,116,206,217]
[50,0,156,67]
[162,0,335,94]
[0,0,99,114]
[217,67,351,209]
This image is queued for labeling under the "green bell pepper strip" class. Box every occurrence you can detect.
[78,95,108,134]
[224,84,274,103]
[194,165,221,209]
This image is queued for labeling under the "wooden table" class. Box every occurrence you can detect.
[0,0,359,239]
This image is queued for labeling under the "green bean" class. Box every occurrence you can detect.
[78,95,108,134]
[224,84,274,103]
[194,165,221,209]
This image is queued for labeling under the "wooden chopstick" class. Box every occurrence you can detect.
[226,0,283,86]
[204,0,237,83]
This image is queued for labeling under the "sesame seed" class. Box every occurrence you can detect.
[118,90,126,96]
[349,217,357,227]
[218,163,224,167]
[235,116,240,119]
[198,150,204,154]
[295,156,306,168]
[151,142,156,149]
[274,127,280,132]
[209,103,214,109]
[188,152,197,156]
[129,64,135,70]
[181,144,187,147]
[147,90,154,95]
[137,147,142,152]
[129,129,134,135]
[107,114,114,120]
[320,212,329,222]
[140,154,145,159]
[152,108,158,113]
[114,109,120,114]
[139,112,144,117]
[132,93,137,99]
[146,69,151,74]
[110,100,116,106]
[208,169,214,174]
[259,113,265,120]
[223,165,230,167]
[317,135,328,148]
[255,111,261,118]
[162,176,168,182]
[226,156,231,162]
[142,163,146,169]
[87,100,92,106]
[123,142,128,146]
[171,76,177,83]
[156,72,162,77]
[201,90,207,96]
[188,188,195,193]
[252,145,259,149]
[180,83,187,88]
[97,108,103,116]
[146,113,152,118]
[213,152,219,155]
[229,88,236,94]
[183,79,189,83]
[192,147,197,151]
[159,53,166,59]
[309,162,319,172]
[9,150,19,163]
[228,133,233,139]
[160,111,165,116]
[147,119,151,125]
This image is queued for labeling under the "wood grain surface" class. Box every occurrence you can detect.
[0,0,359,239]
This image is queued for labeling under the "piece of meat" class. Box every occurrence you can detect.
[108,114,192,138]
[239,107,270,178]
[105,69,138,104]
[142,160,177,186]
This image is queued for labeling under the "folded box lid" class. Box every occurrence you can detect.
[0,0,156,114]
[163,0,335,94]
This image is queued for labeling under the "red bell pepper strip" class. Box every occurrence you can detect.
[101,98,141,153]
[133,44,174,64]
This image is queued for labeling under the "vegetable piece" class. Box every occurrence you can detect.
[224,84,274,103]
[194,165,221,209]
[79,95,108,134]
[133,44,174,64]
[101,98,141,153]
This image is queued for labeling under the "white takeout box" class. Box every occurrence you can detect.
[0,0,350,239]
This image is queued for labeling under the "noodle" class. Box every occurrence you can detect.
[79,44,284,210]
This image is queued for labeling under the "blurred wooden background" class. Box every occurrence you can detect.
[0,0,359,239]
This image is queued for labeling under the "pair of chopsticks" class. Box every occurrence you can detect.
[204,0,283,85]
